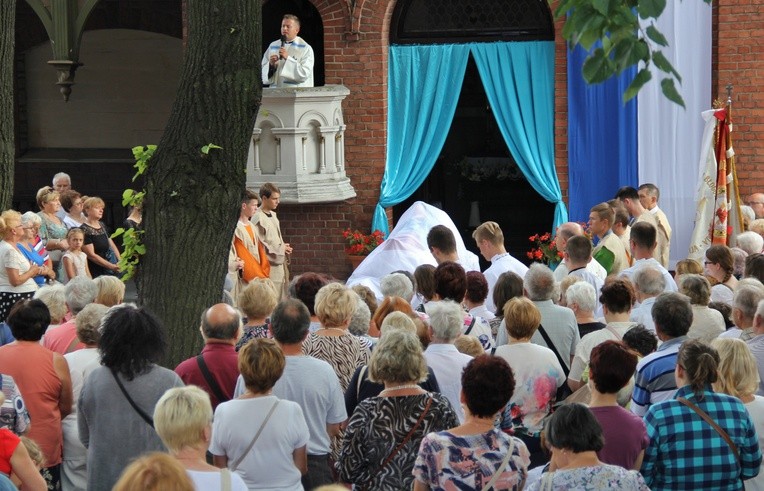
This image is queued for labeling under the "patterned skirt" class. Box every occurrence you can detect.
[0,291,35,323]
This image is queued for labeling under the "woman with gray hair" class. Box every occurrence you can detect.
[18,211,56,287]
[345,312,441,417]
[338,329,458,490]
[679,274,726,343]
[62,303,109,490]
[565,281,606,338]
[33,284,68,327]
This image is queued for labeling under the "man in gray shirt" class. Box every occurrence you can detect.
[235,299,346,488]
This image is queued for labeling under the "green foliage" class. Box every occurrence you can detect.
[114,146,153,280]
[554,0,713,107]
[201,143,223,155]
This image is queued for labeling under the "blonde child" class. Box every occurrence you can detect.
[62,228,91,282]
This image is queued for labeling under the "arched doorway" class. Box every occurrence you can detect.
[262,0,324,87]
[390,0,557,268]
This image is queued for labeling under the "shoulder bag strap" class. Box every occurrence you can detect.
[110,369,154,428]
[196,354,230,404]
[540,471,555,491]
[604,325,623,340]
[537,325,569,377]
[356,365,367,400]
[677,397,740,464]
[229,399,280,471]
[220,468,232,491]
[481,435,515,491]
[64,335,80,354]
[464,316,477,335]
[363,395,433,490]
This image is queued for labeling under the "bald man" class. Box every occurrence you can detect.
[747,193,764,219]
[174,304,242,408]
[553,222,607,282]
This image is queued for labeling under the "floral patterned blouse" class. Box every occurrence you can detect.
[413,428,530,490]
[527,465,649,490]
[235,323,270,351]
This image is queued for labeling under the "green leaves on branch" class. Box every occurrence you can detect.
[553,0,712,107]
[201,143,223,155]
[131,145,155,181]
[116,145,154,280]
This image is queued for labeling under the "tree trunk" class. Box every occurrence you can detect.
[0,2,15,210]
[138,0,261,368]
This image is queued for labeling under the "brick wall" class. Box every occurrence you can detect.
[714,0,764,199]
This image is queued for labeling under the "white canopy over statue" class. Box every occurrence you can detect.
[346,201,480,300]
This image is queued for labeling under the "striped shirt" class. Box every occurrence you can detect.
[641,386,761,490]
[631,336,686,417]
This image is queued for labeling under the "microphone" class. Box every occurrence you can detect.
[280,35,287,47]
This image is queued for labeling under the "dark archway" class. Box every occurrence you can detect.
[262,0,324,86]
[390,0,556,269]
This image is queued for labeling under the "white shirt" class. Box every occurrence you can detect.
[483,253,528,312]
[209,396,309,490]
[468,305,495,321]
[619,257,678,292]
[744,396,764,491]
[186,469,248,491]
[569,322,636,382]
[630,297,657,333]
[423,343,473,423]
[554,258,607,282]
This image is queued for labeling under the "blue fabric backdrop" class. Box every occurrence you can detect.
[472,41,567,230]
[371,44,471,235]
[567,44,638,223]
[372,41,568,235]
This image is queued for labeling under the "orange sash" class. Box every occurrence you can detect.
[233,225,270,282]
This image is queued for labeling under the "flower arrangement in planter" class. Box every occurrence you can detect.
[527,232,563,265]
[342,228,385,257]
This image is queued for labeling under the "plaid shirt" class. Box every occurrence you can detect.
[641,385,762,490]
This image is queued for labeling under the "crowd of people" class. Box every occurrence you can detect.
[3,164,764,491]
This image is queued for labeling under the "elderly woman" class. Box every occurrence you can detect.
[80,196,121,278]
[338,329,458,490]
[587,341,648,470]
[678,274,726,342]
[712,337,764,490]
[61,303,109,491]
[235,278,278,350]
[494,297,565,467]
[0,210,41,321]
[155,386,248,490]
[426,261,494,351]
[641,339,761,489]
[59,190,85,229]
[78,304,184,490]
[488,271,524,338]
[292,272,330,332]
[568,277,637,392]
[414,355,530,490]
[528,404,649,490]
[93,275,125,307]
[347,292,373,351]
[345,312,440,417]
[302,283,370,392]
[18,212,56,287]
[210,338,309,490]
[380,272,414,303]
[566,281,605,338]
[705,244,738,306]
[36,186,69,276]
[0,299,72,489]
[33,283,68,328]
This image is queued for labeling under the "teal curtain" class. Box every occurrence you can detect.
[371,44,470,235]
[373,41,567,234]
[471,41,567,230]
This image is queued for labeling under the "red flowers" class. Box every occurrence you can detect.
[342,228,385,256]
[527,231,561,265]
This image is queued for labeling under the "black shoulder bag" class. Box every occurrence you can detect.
[196,354,230,404]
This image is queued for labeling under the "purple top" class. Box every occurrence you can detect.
[590,405,649,469]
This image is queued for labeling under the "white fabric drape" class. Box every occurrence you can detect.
[637,1,712,268]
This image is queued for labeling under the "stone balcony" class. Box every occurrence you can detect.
[246,85,356,203]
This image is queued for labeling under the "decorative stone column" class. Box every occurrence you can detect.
[247,85,356,203]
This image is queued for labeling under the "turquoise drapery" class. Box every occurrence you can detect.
[372,41,567,234]
[372,44,471,235]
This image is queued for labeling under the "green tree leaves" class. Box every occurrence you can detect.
[554,0,712,107]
